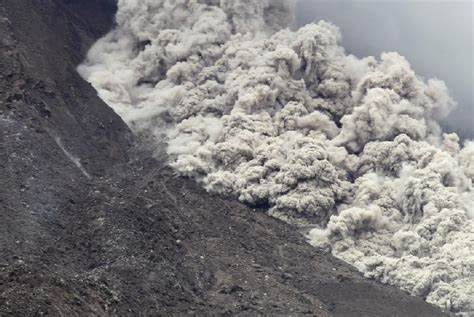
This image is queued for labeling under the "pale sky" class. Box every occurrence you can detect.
[296,0,473,139]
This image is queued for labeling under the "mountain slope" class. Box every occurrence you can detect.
[0,1,447,316]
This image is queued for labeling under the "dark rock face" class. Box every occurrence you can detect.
[0,1,447,316]
[0,0,129,174]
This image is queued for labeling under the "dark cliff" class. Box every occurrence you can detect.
[0,1,447,316]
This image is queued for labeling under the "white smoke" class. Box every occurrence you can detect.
[78,0,474,313]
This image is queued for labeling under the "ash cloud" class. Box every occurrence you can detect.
[78,0,474,313]
[296,0,474,140]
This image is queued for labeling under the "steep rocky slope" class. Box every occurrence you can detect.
[0,1,447,316]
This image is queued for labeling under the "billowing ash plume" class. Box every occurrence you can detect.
[78,0,474,313]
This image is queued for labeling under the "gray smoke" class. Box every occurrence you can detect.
[296,0,474,140]
[78,0,474,313]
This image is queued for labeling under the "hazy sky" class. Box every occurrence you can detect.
[296,0,473,139]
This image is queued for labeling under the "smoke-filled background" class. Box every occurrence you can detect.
[297,0,474,139]
[78,0,474,314]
